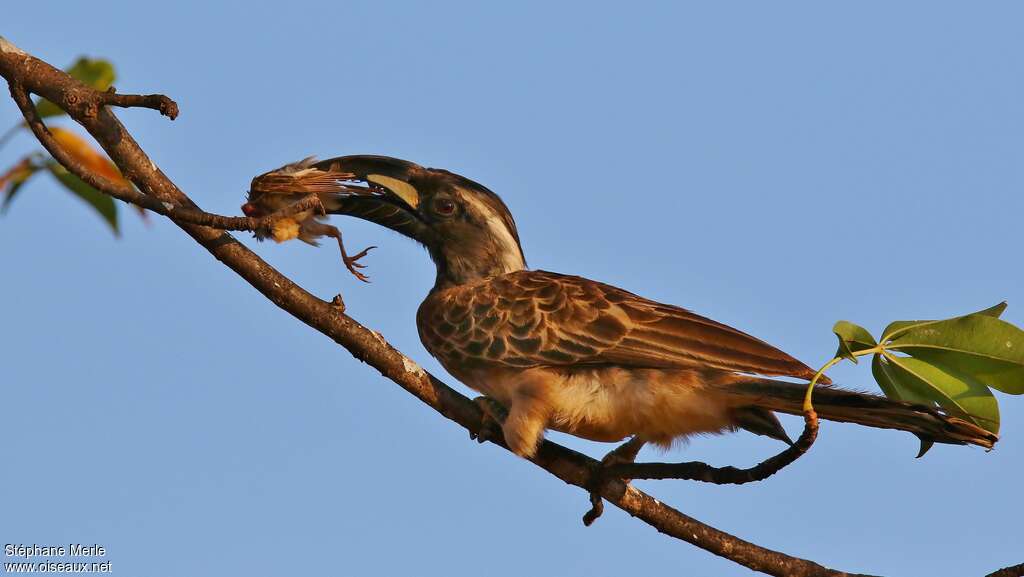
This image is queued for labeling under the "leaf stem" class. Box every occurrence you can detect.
[802,346,885,412]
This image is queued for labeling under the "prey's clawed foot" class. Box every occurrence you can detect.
[342,245,376,283]
[317,223,376,283]
[583,437,645,526]
[469,396,507,445]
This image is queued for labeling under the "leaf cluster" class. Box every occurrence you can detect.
[1,57,139,234]
[834,303,1023,436]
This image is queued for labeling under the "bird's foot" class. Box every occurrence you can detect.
[583,436,646,526]
[470,396,507,445]
[319,223,376,283]
[342,244,376,283]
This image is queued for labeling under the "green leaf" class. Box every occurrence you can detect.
[975,302,1009,318]
[833,320,877,363]
[881,302,1008,343]
[878,354,1000,434]
[36,58,117,118]
[888,313,1024,395]
[45,162,118,235]
[871,354,935,407]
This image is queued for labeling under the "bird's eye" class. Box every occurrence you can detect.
[432,197,457,217]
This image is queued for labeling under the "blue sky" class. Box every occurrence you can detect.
[2,2,1022,575]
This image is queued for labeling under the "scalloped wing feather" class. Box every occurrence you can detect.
[416,270,825,383]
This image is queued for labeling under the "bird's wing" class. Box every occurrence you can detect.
[417,270,823,382]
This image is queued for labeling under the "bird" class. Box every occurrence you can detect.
[242,158,375,282]
[249,155,998,464]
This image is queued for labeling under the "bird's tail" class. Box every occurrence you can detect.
[724,377,998,453]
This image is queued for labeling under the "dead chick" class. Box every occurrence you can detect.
[244,157,375,281]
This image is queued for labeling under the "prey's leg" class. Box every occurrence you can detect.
[317,223,376,282]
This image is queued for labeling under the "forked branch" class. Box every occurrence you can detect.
[9,81,322,233]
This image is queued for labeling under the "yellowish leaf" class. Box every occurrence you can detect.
[48,126,129,187]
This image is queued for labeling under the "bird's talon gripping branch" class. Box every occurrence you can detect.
[470,396,507,444]
[582,472,606,526]
[583,437,645,526]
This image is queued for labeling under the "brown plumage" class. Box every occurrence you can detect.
[254,154,998,458]
[244,158,375,281]
[416,270,826,382]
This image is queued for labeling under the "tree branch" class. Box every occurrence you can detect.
[99,87,178,119]
[609,410,818,483]
[987,564,1024,577]
[9,81,322,233]
[2,36,1008,577]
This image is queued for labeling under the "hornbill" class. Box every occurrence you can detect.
[246,155,997,463]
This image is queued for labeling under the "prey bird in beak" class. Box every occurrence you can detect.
[244,158,376,281]
[255,155,997,467]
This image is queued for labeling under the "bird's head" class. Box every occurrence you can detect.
[310,155,526,288]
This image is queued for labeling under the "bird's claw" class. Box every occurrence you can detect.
[342,245,376,283]
[583,480,605,527]
[584,460,616,526]
[583,437,645,526]
[470,396,507,444]
[470,421,502,444]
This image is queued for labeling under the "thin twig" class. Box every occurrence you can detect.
[9,82,318,233]
[581,406,819,525]
[612,409,819,483]
[610,409,819,483]
[100,87,178,119]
